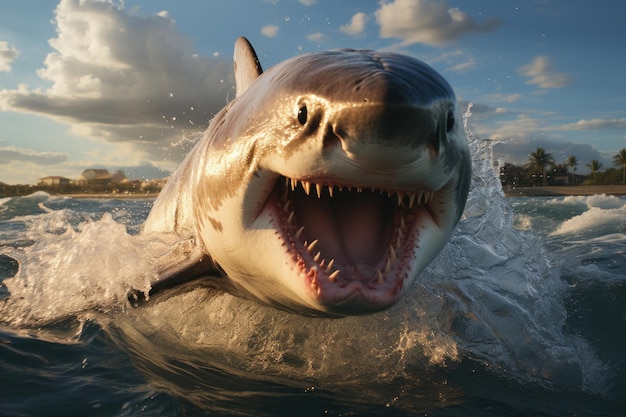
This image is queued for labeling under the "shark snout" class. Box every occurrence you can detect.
[320,104,446,178]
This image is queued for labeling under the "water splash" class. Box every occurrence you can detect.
[0,108,608,394]
[0,197,179,326]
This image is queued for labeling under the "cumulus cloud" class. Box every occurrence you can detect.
[0,41,20,72]
[299,0,317,5]
[0,146,68,165]
[375,0,500,47]
[261,24,280,38]
[476,113,553,142]
[0,0,233,163]
[517,56,572,89]
[340,12,368,37]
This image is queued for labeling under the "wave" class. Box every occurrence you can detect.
[551,201,626,236]
[0,191,64,221]
[0,106,608,394]
[546,194,626,210]
[0,197,12,207]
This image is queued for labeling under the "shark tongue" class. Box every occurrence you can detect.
[293,187,394,279]
[332,190,393,266]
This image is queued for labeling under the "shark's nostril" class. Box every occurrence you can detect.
[428,133,440,157]
[323,125,341,149]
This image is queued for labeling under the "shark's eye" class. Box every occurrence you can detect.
[297,105,308,125]
[446,110,455,133]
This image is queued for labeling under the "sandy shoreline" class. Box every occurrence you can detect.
[504,185,626,197]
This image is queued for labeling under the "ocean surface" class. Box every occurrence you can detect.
[1,127,625,416]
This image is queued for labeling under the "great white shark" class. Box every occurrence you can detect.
[135,37,471,317]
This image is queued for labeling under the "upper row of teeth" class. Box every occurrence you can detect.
[284,178,434,207]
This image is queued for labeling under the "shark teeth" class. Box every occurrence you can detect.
[284,177,433,208]
[280,176,421,286]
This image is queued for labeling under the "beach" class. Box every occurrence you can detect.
[56,192,160,199]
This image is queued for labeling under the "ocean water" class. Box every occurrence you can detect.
[1,125,625,416]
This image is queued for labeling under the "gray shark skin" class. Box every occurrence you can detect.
[137,37,471,317]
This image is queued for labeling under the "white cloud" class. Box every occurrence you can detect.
[517,56,572,89]
[558,118,626,131]
[0,41,20,72]
[375,0,500,47]
[457,100,510,119]
[427,49,477,73]
[480,113,550,141]
[340,12,368,37]
[261,24,280,38]
[306,32,326,42]
[482,93,522,104]
[0,146,68,165]
[0,0,233,163]
[445,56,476,73]
[299,0,317,6]
[504,94,521,103]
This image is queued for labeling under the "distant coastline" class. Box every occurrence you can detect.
[4,187,626,200]
[56,192,160,199]
[55,185,626,199]
[504,185,626,197]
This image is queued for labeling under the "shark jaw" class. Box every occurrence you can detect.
[137,38,471,317]
[250,173,462,316]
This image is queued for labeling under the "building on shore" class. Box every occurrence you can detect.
[37,176,71,187]
[75,169,127,185]
[140,178,168,191]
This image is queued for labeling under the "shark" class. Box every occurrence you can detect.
[135,37,471,317]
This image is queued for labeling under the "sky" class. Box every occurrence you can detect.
[0,0,625,184]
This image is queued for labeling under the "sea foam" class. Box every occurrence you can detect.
[0,106,608,393]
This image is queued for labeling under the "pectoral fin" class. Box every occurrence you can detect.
[127,239,226,307]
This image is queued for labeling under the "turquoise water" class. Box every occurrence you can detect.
[1,136,625,415]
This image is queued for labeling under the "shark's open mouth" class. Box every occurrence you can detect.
[271,176,443,309]
[136,37,470,316]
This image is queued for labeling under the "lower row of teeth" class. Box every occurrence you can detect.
[282,200,407,284]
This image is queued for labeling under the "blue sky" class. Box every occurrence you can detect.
[0,0,625,184]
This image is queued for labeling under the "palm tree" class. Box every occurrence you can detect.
[526,148,554,186]
[586,159,603,183]
[566,155,578,185]
[613,148,626,184]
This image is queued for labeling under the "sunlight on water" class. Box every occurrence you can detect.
[0,106,610,400]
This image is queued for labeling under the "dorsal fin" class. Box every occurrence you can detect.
[233,37,263,97]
